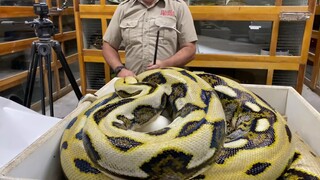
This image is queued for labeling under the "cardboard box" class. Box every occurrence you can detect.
[1,80,320,179]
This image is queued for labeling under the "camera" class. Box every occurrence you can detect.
[33,3,49,18]
[26,3,55,39]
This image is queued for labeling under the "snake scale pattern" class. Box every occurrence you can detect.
[60,67,320,179]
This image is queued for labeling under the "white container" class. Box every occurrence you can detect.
[0,97,61,169]
[1,80,320,180]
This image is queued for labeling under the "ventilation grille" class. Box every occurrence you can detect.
[277,21,305,56]
[82,19,102,49]
[85,62,105,90]
[282,0,308,5]
[272,70,298,87]
[305,61,313,80]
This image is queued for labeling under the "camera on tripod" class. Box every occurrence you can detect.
[0,0,81,116]
[26,3,55,40]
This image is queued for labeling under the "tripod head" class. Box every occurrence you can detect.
[23,3,54,41]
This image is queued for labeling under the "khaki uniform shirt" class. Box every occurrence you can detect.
[103,0,198,75]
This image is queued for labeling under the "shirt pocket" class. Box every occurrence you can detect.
[154,17,177,45]
[120,19,140,45]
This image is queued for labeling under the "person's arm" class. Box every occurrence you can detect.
[102,42,135,77]
[102,3,135,77]
[147,41,196,70]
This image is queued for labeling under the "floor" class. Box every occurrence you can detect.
[48,84,320,119]
[42,90,79,119]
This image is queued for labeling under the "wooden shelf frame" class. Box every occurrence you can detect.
[74,1,316,94]
[305,4,320,95]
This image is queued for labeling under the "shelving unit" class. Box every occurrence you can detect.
[74,0,316,94]
[306,2,320,95]
[0,0,80,109]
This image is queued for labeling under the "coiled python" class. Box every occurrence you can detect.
[60,67,320,179]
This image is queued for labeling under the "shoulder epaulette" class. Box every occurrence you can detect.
[174,0,183,3]
[119,0,130,5]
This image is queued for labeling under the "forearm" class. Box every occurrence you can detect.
[162,42,196,67]
[102,41,122,70]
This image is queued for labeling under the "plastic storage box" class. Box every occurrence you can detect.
[1,79,320,179]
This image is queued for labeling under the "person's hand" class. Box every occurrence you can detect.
[147,60,165,70]
[117,68,135,77]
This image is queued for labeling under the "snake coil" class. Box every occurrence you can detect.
[60,67,320,179]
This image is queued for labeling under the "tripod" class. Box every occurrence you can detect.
[14,2,83,117]
[1,3,81,116]
[23,38,82,117]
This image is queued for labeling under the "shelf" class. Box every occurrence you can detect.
[74,1,316,94]
[308,52,315,62]
[0,7,35,18]
[305,4,320,95]
[312,30,319,39]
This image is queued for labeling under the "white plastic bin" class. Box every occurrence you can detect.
[1,81,320,180]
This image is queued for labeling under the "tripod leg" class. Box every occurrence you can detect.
[45,54,54,117]
[24,42,39,108]
[39,56,46,115]
[52,41,82,100]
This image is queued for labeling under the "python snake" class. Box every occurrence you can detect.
[60,67,320,179]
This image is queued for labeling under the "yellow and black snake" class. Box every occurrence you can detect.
[60,67,320,179]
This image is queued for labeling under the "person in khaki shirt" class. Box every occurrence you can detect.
[102,0,198,76]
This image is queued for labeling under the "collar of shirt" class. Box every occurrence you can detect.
[136,0,162,8]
